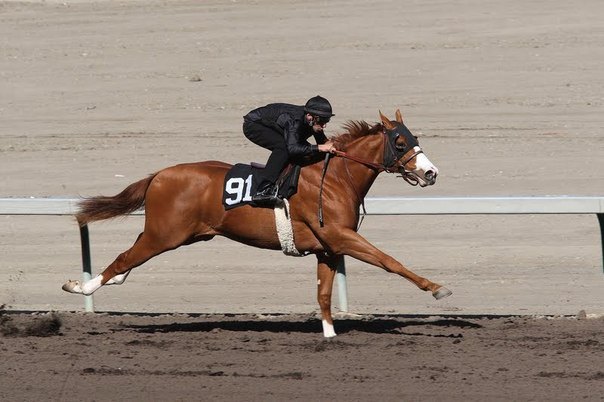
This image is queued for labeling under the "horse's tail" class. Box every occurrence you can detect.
[76,173,157,226]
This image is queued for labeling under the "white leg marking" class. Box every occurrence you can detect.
[63,271,127,295]
[322,319,337,338]
[106,270,131,285]
[81,275,103,295]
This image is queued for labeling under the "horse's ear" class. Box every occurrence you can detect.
[379,110,394,130]
[395,109,404,123]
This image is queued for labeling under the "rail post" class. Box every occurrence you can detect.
[78,224,94,312]
[336,257,348,312]
[598,214,604,272]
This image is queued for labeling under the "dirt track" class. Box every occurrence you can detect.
[1,311,603,401]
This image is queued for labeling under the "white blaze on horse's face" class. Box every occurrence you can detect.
[408,146,439,187]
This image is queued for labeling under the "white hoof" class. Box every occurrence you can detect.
[433,286,452,300]
[322,319,337,338]
[62,280,83,294]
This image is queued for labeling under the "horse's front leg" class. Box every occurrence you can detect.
[316,254,339,338]
[321,227,452,299]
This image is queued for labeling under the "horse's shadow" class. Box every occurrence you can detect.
[119,315,483,337]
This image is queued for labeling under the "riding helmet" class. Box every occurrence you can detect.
[304,95,335,117]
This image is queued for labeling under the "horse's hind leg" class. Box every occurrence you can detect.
[102,232,145,286]
[105,270,131,285]
[317,254,339,338]
[62,228,198,295]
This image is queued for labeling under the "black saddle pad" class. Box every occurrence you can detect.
[222,163,301,210]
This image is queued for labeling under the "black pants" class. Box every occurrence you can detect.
[243,120,288,187]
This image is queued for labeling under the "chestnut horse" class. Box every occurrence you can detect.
[63,110,452,337]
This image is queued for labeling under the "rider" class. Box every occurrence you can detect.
[243,95,337,205]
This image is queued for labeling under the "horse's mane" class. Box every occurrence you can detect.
[331,120,383,150]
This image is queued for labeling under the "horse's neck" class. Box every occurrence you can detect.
[335,158,379,198]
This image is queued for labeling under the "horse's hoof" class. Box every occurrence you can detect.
[321,319,337,338]
[433,286,452,300]
[62,280,82,294]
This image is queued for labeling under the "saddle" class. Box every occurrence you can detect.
[222,163,301,210]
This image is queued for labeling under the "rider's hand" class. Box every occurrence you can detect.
[318,141,337,154]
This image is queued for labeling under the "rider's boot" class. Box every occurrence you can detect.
[252,182,279,207]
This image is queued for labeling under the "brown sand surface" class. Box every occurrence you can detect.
[1,311,603,401]
[0,1,603,400]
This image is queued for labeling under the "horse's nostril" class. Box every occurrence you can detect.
[425,170,435,181]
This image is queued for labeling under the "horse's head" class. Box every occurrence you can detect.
[379,110,438,187]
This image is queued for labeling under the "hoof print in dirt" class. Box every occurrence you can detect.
[0,311,62,338]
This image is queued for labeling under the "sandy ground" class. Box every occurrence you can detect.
[0,1,603,399]
[0,311,603,402]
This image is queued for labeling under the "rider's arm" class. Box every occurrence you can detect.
[313,131,328,145]
[280,117,319,156]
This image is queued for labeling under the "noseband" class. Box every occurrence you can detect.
[397,149,424,186]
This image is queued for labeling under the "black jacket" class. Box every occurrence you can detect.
[244,103,327,156]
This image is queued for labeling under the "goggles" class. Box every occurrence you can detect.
[312,115,331,125]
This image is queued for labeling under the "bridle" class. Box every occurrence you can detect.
[317,124,424,227]
[397,149,424,186]
[332,125,424,186]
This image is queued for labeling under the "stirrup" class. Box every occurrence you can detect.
[255,183,277,196]
[251,194,279,207]
[252,184,280,207]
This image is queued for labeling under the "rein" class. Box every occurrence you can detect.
[332,149,386,172]
[318,153,332,227]
[317,130,423,227]
[333,131,424,181]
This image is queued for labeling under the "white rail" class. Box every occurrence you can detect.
[2,196,602,215]
[2,196,603,313]
[364,196,604,215]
